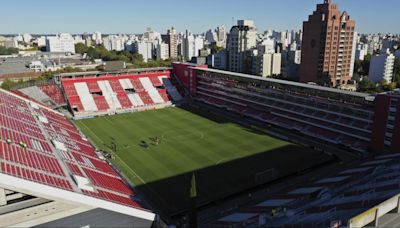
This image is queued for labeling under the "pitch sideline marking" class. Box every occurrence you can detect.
[112,153,147,185]
[78,122,146,182]
[104,116,114,125]
[216,158,225,165]
[78,121,167,205]
[78,121,104,143]
[111,145,170,209]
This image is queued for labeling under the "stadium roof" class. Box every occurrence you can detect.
[0,88,155,223]
[56,67,172,78]
[191,67,373,99]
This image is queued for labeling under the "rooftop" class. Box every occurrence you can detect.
[0,57,35,75]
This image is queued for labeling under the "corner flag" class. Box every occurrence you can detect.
[190,173,197,198]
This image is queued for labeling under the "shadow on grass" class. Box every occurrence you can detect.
[79,104,338,221]
[179,104,238,125]
[135,144,336,220]
[178,103,282,138]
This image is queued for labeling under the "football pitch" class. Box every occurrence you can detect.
[75,107,333,216]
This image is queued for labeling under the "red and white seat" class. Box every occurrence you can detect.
[62,71,181,117]
[0,89,147,210]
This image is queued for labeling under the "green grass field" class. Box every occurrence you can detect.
[75,107,333,216]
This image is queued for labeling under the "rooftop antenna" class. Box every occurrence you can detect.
[232,17,235,27]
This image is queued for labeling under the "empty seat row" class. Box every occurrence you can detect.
[1,162,72,191]
[83,168,134,195]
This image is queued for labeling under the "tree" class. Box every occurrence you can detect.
[377,80,388,92]
[357,77,377,93]
[361,54,372,75]
[41,67,87,80]
[74,43,173,69]
[388,82,397,91]
[353,60,362,73]
[0,46,18,55]
[352,59,363,82]
[0,79,16,90]
[352,73,361,83]
[75,43,89,54]
[211,45,225,53]
[376,80,397,92]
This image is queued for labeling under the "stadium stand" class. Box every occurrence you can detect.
[39,83,66,106]
[207,153,400,227]
[61,71,183,118]
[6,65,400,227]
[173,63,400,155]
[0,88,155,227]
[11,83,66,108]
[169,63,400,227]
[193,72,373,153]
[15,86,54,107]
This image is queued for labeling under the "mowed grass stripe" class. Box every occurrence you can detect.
[76,107,289,182]
[78,109,270,178]
[75,107,331,216]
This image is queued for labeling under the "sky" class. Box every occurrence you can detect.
[0,0,399,35]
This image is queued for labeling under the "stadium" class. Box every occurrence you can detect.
[0,62,400,227]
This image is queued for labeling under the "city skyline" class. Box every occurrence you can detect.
[1,0,399,34]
